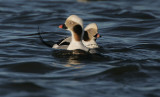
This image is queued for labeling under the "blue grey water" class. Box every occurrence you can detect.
[0,0,160,97]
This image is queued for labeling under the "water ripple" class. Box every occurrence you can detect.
[0,0,160,97]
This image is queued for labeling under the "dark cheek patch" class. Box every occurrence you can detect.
[83,31,90,41]
[62,24,67,29]
[73,25,82,41]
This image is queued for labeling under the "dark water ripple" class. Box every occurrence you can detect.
[0,0,160,97]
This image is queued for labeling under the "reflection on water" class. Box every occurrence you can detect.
[65,64,84,69]
[66,58,83,68]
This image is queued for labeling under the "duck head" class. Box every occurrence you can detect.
[83,23,101,41]
[83,23,101,48]
[59,15,88,51]
[59,15,84,42]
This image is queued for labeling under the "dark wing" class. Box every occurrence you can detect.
[56,37,71,46]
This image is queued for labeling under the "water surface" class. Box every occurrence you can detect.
[0,0,160,97]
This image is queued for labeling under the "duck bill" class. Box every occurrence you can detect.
[96,33,101,38]
[59,24,67,29]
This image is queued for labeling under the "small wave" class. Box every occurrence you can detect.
[132,43,160,50]
[109,47,133,52]
[74,64,149,81]
[110,26,150,32]
[91,9,157,20]
[1,62,62,74]
[102,65,149,81]
[137,31,160,39]
[100,65,140,75]
[0,82,45,92]
[142,65,160,71]
[117,11,157,19]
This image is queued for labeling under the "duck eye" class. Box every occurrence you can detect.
[69,21,74,24]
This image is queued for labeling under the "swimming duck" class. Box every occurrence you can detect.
[83,23,101,48]
[58,15,89,52]
[52,23,101,49]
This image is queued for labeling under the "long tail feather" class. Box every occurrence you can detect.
[37,26,54,48]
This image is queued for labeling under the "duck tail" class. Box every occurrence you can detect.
[37,26,54,48]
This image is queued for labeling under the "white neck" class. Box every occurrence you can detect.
[67,31,89,52]
[82,39,99,48]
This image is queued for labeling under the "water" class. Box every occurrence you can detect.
[0,0,160,97]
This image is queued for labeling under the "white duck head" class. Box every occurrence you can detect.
[83,23,101,48]
[59,15,88,51]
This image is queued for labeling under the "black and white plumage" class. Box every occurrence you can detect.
[52,23,101,49]
[38,15,101,55]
